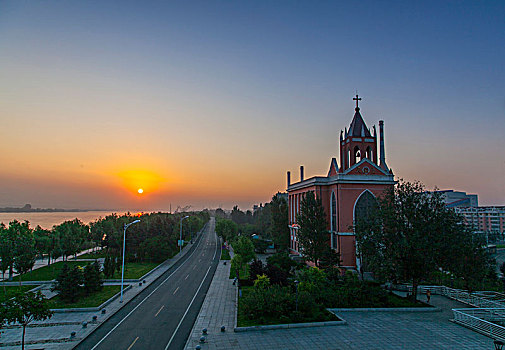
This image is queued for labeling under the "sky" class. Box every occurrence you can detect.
[0,1,504,211]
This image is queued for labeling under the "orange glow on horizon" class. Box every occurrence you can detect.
[116,169,166,195]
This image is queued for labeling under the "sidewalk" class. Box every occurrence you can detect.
[185,261,494,350]
[0,236,201,350]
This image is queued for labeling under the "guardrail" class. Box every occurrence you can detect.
[453,308,505,340]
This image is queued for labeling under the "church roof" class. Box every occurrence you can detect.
[348,107,371,137]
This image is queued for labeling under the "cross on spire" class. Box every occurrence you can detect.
[353,94,362,109]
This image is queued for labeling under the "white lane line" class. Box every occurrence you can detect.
[127,336,139,350]
[90,227,206,350]
[185,274,189,280]
[193,265,196,270]
[164,223,219,350]
[173,286,179,295]
[155,305,164,317]
[164,266,212,350]
[198,259,201,262]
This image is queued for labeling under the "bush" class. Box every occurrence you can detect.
[253,274,270,289]
[241,285,294,320]
[249,259,264,280]
[266,252,297,273]
[265,264,289,286]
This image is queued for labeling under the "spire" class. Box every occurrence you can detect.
[348,94,371,137]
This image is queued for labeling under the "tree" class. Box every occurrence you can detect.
[0,223,15,284]
[33,226,51,264]
[4,291,53,350]
[232,236,255,264]
[13,232,37,286]
[270,193,290,251]
[355,180,493,301]
[297,191,329,267]
[215,219,238,242]
[83,262,103,294]
[52,264,83,303]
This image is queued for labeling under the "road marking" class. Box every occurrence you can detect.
[185,274,189,280]
[173,287,179,295]
[198,259,201,262]
[89,227,206,350]
[164,225,219,350]
[155,305,164,317]
[127,337,139,350]
[193,265,196,270]
[164,266,212,350]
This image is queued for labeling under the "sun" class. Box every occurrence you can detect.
[137,188,144,194]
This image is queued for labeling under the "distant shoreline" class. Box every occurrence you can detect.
[0,204,110,213]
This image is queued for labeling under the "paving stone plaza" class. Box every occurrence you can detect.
[185,260,495,350]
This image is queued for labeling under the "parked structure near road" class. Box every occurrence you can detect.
[287,96,395,269]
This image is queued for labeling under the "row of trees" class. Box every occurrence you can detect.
[0,211,210,284]
[215,193,289,251]
[52,262,103,303]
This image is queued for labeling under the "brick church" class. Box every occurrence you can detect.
[287,95,395,270]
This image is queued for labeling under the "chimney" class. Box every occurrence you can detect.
[287,171,291,187]
[300,166,304,182]
[379,120,388,170]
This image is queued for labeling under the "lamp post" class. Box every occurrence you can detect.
[294,280,300,312]
[120,219,140,303]
[180,215,189,252]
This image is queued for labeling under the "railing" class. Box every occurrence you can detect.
[453,308,505,340]
[393,283,505,339]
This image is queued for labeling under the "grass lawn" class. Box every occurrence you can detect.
[229,264,250,280]
[237,286,339,327]
[47,285,121,309]
[110,262,159,280]
[0,285,34,302]
[221,249,231,260]
[12,261,90,282]
[75,251,107,259]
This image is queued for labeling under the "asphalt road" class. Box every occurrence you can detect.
[74,217,221,350]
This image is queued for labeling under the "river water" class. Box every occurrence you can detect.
[0,211,130,229]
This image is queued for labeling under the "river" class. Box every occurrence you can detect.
[0,211,130,229]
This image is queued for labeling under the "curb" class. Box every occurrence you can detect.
[234,320,347,332]
[327,306,440,312]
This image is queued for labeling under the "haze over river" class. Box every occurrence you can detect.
[0,211,130,229]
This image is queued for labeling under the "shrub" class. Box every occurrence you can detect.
[266,252,297,273]
[253,274,270,290]
[52,264,83,303]
[249,259,264,280]
[241,285,294,320]
[265,264,289,286]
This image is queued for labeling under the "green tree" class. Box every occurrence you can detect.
[52,264,83,303]
[33,226,52,264]
[7,221,36,285]
[83,262,103,294]
[355,180,493,301]
[297,191,329,267]
[215,219,238,242]
[3,291,53,350]
[270,193,289,251]
[232,236,255,264]
[0,223,15,283]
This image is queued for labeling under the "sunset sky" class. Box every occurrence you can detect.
[1,1,504,211]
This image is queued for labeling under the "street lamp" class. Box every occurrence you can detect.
[294,280,300,312]
[120,219,140,303]
[180,215,189,252]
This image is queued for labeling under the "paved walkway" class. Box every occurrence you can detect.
[0,239,199,350]
[185,261,495,350]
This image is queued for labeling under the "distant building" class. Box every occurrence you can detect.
[435,190,478,208]
[455,206,505,239]
[287,96,395,269]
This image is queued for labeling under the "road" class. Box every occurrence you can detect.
[75,217,220,350]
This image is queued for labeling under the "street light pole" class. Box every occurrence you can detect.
[120,219,140,303]
[179,215,189,252]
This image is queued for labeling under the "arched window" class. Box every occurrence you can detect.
[331,192,337,232]
[354,191,377,227]
[354,146,362,163]
[366,146,372,160]
[347,148,351,168]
